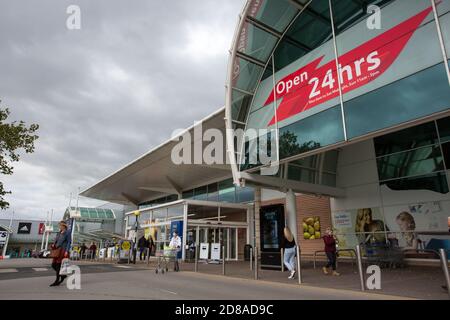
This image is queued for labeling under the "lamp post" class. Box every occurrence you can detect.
[133,210,140,264]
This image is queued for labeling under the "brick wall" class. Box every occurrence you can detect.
[260,194,331,255]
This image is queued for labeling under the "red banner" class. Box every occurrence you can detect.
[265,5,434,126]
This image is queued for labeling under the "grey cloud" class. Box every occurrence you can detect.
[0,0,244,219]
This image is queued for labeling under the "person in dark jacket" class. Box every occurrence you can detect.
[322,226,340,276]
[50,221,71,287]
[147,235,154,257]
[281,227,297,279]
[89,242,97,259]
[138,235,148,261]
[79,243,87,258]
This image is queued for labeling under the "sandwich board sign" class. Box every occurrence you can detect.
[199,243,209,260]
[210,243,221,261]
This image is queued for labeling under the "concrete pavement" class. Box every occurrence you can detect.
[0,266,407,300]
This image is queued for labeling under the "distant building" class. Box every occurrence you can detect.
[0,219,59,258]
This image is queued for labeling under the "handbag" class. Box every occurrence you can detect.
[59,258,70,275]
[49,247,63,258]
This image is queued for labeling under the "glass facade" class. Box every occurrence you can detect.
[139,179,255,209]
[227,0,450,173]
[374,116,450,194]
[287,150,338,187]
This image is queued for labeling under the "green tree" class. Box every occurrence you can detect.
[0,104,39,209]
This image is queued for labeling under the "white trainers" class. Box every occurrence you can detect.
[288,270,296,279]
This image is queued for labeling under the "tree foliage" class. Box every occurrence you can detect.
[0,104,39,209]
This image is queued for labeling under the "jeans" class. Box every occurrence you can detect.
[139,248,147,260]
[284,247,296,272]
[325,251,337,270]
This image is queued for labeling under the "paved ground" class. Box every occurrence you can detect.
[181,259,450,300]
[0,259,405,300]
[0,258,447,300]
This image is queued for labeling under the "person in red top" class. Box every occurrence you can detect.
[322,226,340,276]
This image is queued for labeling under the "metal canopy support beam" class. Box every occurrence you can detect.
[235,51,266,68]
[138,187,174,194]
[121,192,140,206]
[165,176,183,196]
[239,172,345,198]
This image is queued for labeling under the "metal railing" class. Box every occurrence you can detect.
[296,245,302,284]
[254,246,258,280]
[313,249,357,269]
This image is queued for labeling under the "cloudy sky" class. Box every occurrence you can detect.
[0,0,244,221]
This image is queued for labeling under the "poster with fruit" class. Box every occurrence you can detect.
[303,216,321,240]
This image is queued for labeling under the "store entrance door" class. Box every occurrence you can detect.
[187,225,243,261]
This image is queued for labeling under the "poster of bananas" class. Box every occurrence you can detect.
[303,216,321,240]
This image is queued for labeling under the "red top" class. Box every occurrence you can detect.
[323,235,337,253]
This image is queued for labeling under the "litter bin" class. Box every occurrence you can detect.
[244,244,253,261]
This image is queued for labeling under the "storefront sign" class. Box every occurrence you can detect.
[0,231,8,244]
[199,243,209,260]
[38,223,45,235]
[264,5,434,125]
[333,212,352,228]
[17,222,32,234]
[210,243,221,261]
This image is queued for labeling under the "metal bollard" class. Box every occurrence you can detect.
[194,244,199,272]
[254,246,258,280]
[356,245,365,291]
[222,245,226,275]
[296,245,302,284]
[281,248,284,272]
[250,247,253,271]
[438,248,450,298]
[127,250,130,264]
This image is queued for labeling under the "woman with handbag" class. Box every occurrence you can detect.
[49,221,71,287]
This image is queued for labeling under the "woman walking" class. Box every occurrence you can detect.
[282,227,297,279]
[322,227,340,276]
[49,221,71,287]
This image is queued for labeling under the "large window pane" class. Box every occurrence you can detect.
[442,141,450,168]
[279,105,345,159]
[250,0,298,32]
[231,89,253,123]
[377,145,444,181]
[437,116,450,143]
[236,186,254,203]
[344,62,450,139]
[374,121,438,157]
[334,0,449,139]
[237,23,278,62]
[193,186,207,201]
[381,172,449,194]
[207,183,218,202]
[219,179,236,203]
[231,58,263,93]
[182,189,194,200]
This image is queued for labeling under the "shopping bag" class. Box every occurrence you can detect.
[59,258,71,275]
[49,248,62,258]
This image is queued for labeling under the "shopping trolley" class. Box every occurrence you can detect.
[155,246,178,274]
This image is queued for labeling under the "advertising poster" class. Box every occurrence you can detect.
[383,201,450,250]
[331,207,388,252]
[261,211,279,249]
[302,216,321,240]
